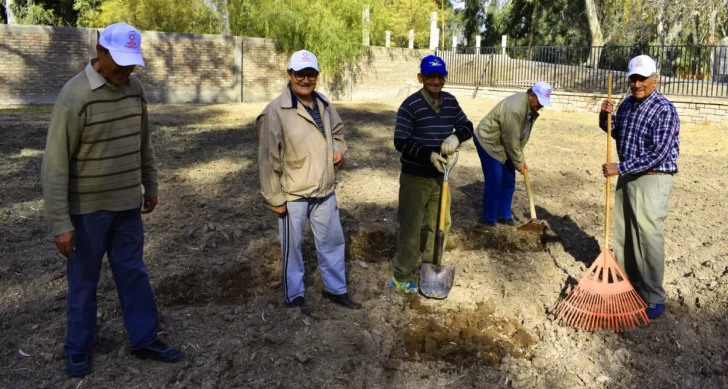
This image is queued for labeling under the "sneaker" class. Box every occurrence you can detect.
[322,291,362,309]
[288,296,311,315]
[646,303,665,319]
[497,218,516,226]
[389,277,418,294]
[66,353,90,378]
[480,220,496,228]
[131,340,183,363]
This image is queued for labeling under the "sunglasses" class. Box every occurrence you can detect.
[292,70,319,82]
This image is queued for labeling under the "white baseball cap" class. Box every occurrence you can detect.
[531,81,553,107]
[98,23,145,67]
[627,55,657,77]
[288,50,320,72]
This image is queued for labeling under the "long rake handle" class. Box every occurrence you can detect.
[605,74,612,249]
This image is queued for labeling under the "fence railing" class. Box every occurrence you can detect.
[436,45,728,98]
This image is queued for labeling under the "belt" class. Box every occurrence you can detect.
[644,171,674,175]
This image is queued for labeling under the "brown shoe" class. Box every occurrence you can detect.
[322,291,362,309]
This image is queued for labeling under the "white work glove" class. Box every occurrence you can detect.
[430,152,446,173]
[440,134,459,155]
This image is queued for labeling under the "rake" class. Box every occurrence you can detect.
[553,74,649,332]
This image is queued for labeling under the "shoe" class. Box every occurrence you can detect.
[480,220,496,228]
[66,353,90,378]
[389,277,418,294]
[322,291,362,309]
[497,218,516,226]
[288,296,311,315]
[131,340,183,362]
[646,303,665,319]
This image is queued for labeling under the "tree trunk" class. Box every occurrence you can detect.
[527,0,539,60]
[584,0,603,68]
[221,0,231,35]
[5,0,15,24]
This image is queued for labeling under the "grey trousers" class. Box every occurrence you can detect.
[278,193,347,303]
[613,174,674,305]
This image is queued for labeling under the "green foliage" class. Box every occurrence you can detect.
[461,0,485,46]
[73,0,105,27]
[84,0,220,34]
[10,0,67,25]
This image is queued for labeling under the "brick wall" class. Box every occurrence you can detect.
[447,86,728,126]
[1,24,726,126]
[0,25,241,105]
[0,25,90,105]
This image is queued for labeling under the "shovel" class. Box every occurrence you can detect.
[516,165,547,234]
[419,151,458,300]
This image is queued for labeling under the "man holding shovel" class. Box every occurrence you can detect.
[473,82,552,227]
[390,55,473,294]
[599,55,680,319]
[258,50,361,314]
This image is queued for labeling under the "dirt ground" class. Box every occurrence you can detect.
[1,96,727,389]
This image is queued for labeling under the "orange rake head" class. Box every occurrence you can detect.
[554,248,649,332]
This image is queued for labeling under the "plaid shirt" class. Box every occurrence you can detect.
[599,91,680,175]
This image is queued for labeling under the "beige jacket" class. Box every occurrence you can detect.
[257,85,347,205]
[474,92,538,167]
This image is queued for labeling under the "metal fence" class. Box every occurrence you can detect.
[436,45,728,98]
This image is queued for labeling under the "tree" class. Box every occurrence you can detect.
[4,0,13,24]
[86,0,220,34]
[74,0,105,27]
[9,0,66,25]
[462,0,486,46]
[584,0,604,67]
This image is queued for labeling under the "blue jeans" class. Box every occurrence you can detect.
[474,137,516,223]
[64,208,159,357]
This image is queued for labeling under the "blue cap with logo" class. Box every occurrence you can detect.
[420,55,448,76]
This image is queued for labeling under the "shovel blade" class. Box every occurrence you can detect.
[517,220,547,234]
[418,263,456,299]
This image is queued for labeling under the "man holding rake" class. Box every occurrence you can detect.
[599,55,680,319]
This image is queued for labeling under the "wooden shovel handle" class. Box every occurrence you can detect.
[605,74,612,248]
[523,167,537,220]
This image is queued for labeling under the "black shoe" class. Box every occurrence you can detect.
[289,296,311,315]
[480,220,496,228]
[131,340,182,363]
[497,218,516,226]
[322,291,362,309]
[66,353,90,378]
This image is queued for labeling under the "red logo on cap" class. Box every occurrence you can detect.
[545,90,551,98]
[125,32,138,49]
[301,52,311,62]
[634,58,643,68]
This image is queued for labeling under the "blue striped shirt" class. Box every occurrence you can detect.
[599,92,680,175]
[394,90,473,177]
[303,96,325,136]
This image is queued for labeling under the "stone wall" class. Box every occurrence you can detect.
[1,23,726,126]
[0,24,426,105]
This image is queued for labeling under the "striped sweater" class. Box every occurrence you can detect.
[394,90,473,177]
[41,61,158,236]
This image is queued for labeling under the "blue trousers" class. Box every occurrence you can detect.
[474,137,516,223]
[278,193,347,303]
[65,208,159,357]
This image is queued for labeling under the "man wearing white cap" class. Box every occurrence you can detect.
[41,22,181,378]
[472,82,552,227]
[599,54,680,319]
[257,50,361,315]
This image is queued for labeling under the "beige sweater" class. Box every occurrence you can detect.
[41,61,158,236]
[257,85,346,206]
